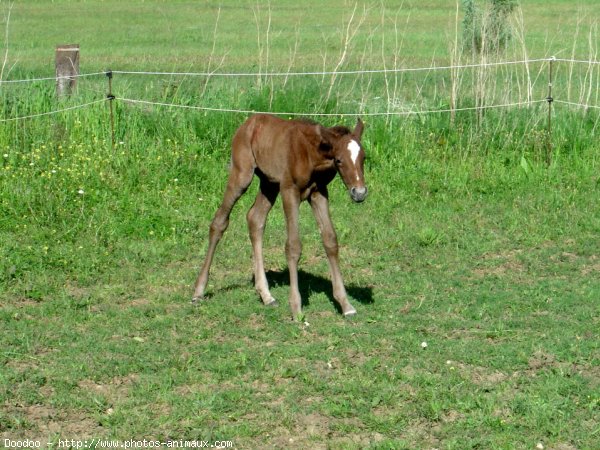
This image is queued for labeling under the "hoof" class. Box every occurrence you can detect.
[191,296,204,305]
[265,299,279,308]
[343,310,357,320]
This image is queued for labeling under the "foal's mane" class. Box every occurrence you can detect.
[295,118,352,137]
[329,125,352,136]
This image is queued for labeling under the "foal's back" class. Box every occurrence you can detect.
[232,114,321,185]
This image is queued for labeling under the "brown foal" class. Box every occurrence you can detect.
[193,113,367,320]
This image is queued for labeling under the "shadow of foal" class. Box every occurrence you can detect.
[265,269,374,314]
[193,113,368,320]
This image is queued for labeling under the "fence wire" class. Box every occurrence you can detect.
[555,100,600,110]
[0,99,107,123]
[554,58,600,65]
[1,57,598,85]
[0,57,597,122]
[0,72,107,84]
[112,58,553,78]
[117,97,548,117]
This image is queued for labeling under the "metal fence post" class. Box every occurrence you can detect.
[546,56,556,164]
[106,70,116,149]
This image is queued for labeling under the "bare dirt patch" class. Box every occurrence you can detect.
[264,412,380,450]
[77,374,139,405]
[1,404,104,441]
[527,350,559,371]
[452,362,509,386]
[581,255,600,276]
[472,249,525,279]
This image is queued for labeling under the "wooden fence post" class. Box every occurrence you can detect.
[55,44,80,96]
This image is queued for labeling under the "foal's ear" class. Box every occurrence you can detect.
[353,118,364,140]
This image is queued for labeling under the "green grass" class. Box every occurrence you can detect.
[1,1,600,449]
[6,0,599,72]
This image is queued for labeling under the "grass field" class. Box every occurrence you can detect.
[1,1,599,449]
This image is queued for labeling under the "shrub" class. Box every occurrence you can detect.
[462,0,517,55]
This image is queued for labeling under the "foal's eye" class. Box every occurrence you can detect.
[335,158,342,166]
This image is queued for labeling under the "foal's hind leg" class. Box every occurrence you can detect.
[193,163,254,302]
[247,179,280,306]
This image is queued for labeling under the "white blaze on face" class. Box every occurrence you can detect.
[347,140,361,165]
[347,139,362,181]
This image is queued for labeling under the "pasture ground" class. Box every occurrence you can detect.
[1,1,599,449]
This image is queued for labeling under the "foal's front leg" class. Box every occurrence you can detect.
[281,188,303,320]
[309,190,357,317]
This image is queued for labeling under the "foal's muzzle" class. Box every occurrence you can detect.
[350,186,368,203]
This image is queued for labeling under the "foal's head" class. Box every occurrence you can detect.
[320,119,368,203]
